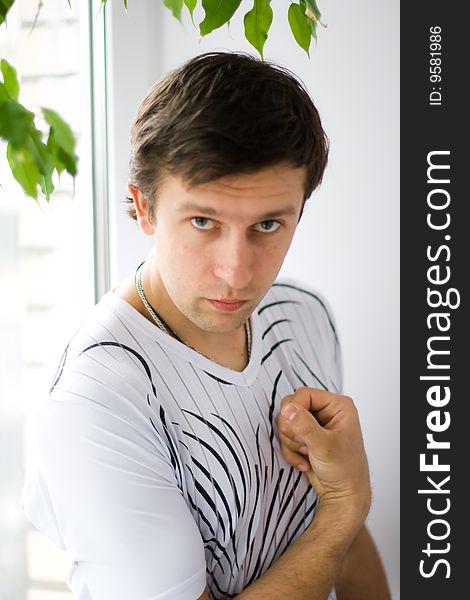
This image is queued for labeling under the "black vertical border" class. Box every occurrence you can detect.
[400,4,468,598]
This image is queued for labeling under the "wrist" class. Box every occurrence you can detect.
[306,494,370,554]
[311,472,372,531]
[320,489,371,519]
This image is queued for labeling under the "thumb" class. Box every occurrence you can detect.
[280,403,323,442]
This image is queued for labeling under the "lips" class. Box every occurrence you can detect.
[208,299,247,312]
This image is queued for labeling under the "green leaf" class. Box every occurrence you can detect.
[0,81,9,103]
[46,127,78,176]
[42,107,75,155]
[200,0,242,36]
[288,2,312,56]
[163,0,184,22]
[42,110,79,177]
[184,0,197,24]
[1,59,20,101]
[40,169,55,200]
[310,18,318,41]
[34,132,55,200]
[57,145,78,175]
[302,0,319,40]
[7,144,41,199]
[46,128,66,175]
[26,129,50,175]
[0,98,35,146]
[244,0,273,59]
[0,0,14,26]
[304,0,321,21]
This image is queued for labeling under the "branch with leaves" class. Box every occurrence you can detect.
[0,0,323,202]
[0,59,78,200]
[164,0,323,58]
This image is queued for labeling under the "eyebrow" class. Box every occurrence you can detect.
[177,201,299,220]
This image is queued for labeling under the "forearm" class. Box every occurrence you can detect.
[335,526,391,600]
[236,501,365,600]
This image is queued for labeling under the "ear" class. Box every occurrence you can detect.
[127,183,154,235]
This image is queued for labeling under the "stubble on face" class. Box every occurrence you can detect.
[146,163,306,339]
[151,254,261,337]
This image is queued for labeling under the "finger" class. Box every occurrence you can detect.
[312,395,357,431]
[278,428,309,453]
[280,404,330,453]
[281,446,311,472]
[292,388,356,429]
[280,390,310,412]
[277,413,304,444]
[280,402,323,434]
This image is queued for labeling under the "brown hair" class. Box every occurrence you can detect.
[126,51,329,223]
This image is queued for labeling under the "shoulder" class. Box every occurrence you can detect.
[258,278,339,343]
[39,291,162,434]
[257,278,343,393]
[55,291,153,382]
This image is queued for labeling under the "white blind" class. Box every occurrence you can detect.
[1,1,96,598]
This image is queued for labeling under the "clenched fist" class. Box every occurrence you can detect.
[276,387,371,521]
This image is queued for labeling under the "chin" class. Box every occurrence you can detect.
[191,311,251,334]
[198,319,247,335]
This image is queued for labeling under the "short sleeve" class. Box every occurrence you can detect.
[313,290,343,395]
[277,279,344,395]
[21,390,207,600]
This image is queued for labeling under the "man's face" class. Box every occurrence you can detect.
[148,163,306,335]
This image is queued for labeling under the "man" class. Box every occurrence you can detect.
[22,52,390,599]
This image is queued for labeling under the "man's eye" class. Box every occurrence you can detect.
[190,217,214,230]
[254,220,281,233]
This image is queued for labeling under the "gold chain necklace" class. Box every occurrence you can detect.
[134,261,252,362]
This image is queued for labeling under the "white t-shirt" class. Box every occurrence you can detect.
[21,280,342,600]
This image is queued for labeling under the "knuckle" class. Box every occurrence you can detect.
[281,442,295,454]
[280,394,294,408]
[294,387,311,404]
[276,419,290,436]
[339,394,357,412]
[293,413,311,436]
[281,448,298,466]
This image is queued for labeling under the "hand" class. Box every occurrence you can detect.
[276,387,371,518]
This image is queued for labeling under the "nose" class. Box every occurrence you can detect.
[213,232,253,291]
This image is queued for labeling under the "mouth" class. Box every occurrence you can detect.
[207,299,248,313]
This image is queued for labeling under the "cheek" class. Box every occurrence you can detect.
[265,233,293,260]
[174,242,209,278]
[253,239,290,276]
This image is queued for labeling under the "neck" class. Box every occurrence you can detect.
[136,260,250,371]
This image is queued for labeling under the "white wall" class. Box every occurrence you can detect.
[105,1,399,597]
